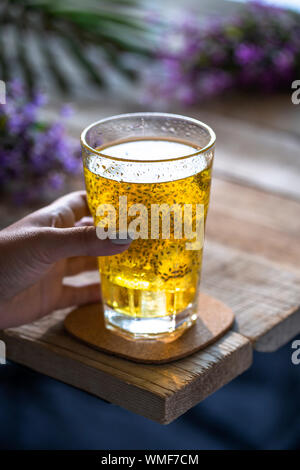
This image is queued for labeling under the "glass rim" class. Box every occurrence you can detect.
[80,112,216,163]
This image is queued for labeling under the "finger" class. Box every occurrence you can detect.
[66,256,98,276]
[49,191,89,223]
[75,216,94,227]
[29,191,90,228]
[40,226,132,262]
[57,283,101,309]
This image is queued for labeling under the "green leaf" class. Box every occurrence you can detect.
[1,0,154,94]
[15,26,37,95]
[62,33,105,87]
[36,28,70,93]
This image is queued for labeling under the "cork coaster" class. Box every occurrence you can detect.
[64,293,234,364]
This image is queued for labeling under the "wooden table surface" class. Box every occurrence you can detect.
[1,92,299,424]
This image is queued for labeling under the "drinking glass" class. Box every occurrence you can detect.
[81,113,215,341]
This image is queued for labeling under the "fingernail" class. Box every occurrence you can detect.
[111,238,132,245]
[110,231,132,245]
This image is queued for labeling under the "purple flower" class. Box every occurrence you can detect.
[0,80,81,205]
[46,122,65,140]
[273,49,294,76]
[9,79,24,99]
[145,2,300,105]
[7,113,23,134]
[48,173,64,190]
[63,154,80,173]
[160,58,183,83]
[23,102,39,124]
[32,92,48,107]
[60,104,74,118]
[199,70,233,98]
[235,43,263,65]
[177,85,197,105]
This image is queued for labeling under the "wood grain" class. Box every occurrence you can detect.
[207,178,300,271]
[0,317,251,424]
[203,241,300,351]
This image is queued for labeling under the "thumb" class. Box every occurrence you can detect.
[40,226,132,262]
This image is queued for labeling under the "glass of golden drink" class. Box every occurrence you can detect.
[81,113,215,341]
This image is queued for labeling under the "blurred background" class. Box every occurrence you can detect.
[0,0,299,220]
[0,0,300,450]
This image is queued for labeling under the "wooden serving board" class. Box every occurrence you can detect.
[0,316,251,424]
